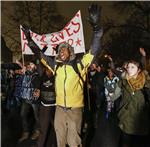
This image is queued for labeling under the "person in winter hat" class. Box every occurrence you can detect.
[22,4,103,147]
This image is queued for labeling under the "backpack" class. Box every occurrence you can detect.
[104,76,121,101]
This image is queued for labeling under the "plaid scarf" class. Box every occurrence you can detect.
[127,71,145,91]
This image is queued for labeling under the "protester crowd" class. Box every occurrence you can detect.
[1,4,150,147]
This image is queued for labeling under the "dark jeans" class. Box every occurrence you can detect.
[20,101,40,132]
[37,104,57,147]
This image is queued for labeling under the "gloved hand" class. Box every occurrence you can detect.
[21,25,31,41]
[88,4,101,31]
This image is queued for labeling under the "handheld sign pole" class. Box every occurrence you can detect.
[20,25,25,73]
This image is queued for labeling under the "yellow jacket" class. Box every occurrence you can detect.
[27,30,102,107]
[41,52,93,107]
[55,52,93,108]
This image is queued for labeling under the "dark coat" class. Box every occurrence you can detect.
[118,72,150,135]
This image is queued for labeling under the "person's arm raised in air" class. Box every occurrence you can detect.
[21,25,55,74]
[82,4,103,68]
[106,54,115,70]
[88,4,103,56]
[139,47,146,69]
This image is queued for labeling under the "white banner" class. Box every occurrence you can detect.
[20,10,85,56]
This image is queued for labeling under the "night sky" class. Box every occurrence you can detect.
[56,1,125,48]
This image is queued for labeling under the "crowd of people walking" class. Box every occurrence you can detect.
[1,4,150,147]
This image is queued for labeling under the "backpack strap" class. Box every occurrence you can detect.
[54,58,85,84]
[72,58,84,84]
[54,62,63,76]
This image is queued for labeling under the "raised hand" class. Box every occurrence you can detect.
[139,47,146,57]
[88,4,102,31]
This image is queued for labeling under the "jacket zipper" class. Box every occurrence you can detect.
[64,65,67,108]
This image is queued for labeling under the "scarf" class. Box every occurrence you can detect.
[127,72,145,91]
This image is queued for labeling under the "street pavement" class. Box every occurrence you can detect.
[1,105,150,147]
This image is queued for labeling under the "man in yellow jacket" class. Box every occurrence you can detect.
[22,4,103,147]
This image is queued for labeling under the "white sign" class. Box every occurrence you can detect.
[20,10,85,56]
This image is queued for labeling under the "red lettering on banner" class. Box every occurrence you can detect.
[33,33,39,41]
[72,21,80,33]
[64,20,71,28]
[23,42,28,52]
[58,31,65,40]
[33,33,37,38]
[51,34,59,43]
[75,38,81,46]
[40,35,46,42]
[51,44,58,49]
[21,11,84,55]
[64,27,73,37]
[51,40,66,49]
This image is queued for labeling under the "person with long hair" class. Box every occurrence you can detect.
[118,60,150,147]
